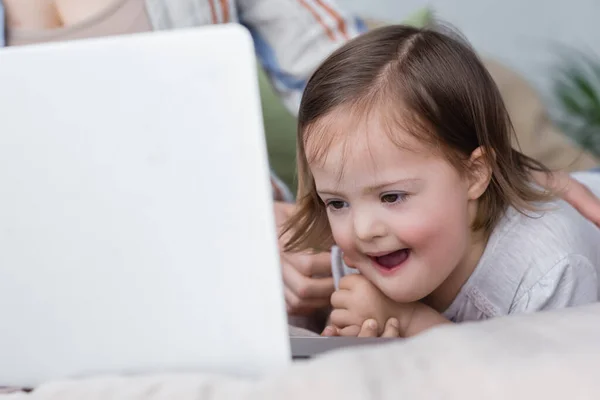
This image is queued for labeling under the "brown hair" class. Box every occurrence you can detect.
[284,24,551,252]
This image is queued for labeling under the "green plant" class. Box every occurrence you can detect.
[552,48,600,158]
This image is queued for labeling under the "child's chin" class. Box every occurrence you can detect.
[381,283,423,304]
[390,293,419,303]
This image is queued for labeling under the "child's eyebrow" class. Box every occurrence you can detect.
[316,189,344,198]
[363,178,421,194]
[317,179,421,197]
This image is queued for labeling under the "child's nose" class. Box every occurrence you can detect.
[353,211,387,242]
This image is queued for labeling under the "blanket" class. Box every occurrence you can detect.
[3,303,600,399]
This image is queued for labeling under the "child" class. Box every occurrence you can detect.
[283,25,600,337]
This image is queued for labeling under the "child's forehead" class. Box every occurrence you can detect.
[303,107,428,174]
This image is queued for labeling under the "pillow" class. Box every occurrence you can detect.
[260,8,434,192]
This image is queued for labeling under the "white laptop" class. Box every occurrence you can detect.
[0,25,387,388]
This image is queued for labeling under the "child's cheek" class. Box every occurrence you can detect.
[330,225,352,250]
[399,203,470,263]
[329,224,357,259]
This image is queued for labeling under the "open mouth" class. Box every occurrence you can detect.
[369,249,410,274]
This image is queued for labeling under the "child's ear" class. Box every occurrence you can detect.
[467,146,493,201]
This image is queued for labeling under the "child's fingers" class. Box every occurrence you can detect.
[381,318,401,338]
[338,325,361,337]
[357,319,379,337]
[321,325,339,336]
[329,308,361,328]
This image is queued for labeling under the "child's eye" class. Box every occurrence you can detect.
[326,200,348,210]
[380,192,407,204]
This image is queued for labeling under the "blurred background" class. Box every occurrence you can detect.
[340,0,600,104]
[3,1,598,191]
[263,1,600,190]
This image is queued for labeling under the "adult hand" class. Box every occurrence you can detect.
[274,201,335,316]
[532,170,600,227]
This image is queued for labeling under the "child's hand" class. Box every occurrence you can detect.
[326,274,451,337]
[328,274,416,336]
[322,318,401,337]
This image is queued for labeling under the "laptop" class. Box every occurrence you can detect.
[0,25,389,388]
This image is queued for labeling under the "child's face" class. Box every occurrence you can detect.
[308,114,484,305]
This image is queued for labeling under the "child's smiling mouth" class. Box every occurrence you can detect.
[368,249,411,275]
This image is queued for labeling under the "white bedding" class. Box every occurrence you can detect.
[4,303,600,399]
